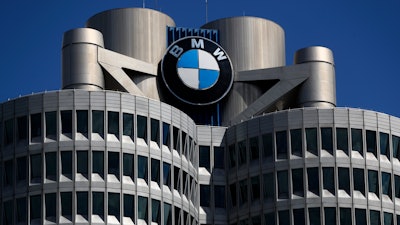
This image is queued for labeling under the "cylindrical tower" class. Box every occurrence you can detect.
[201,16,286,126]
[294,46,336,108]
[86,8,176,100]
[62,28,105,90]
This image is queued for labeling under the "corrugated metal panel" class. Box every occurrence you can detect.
[171,107,181,126]
[225,126,236,144]
[43,92,58,111]
[288,109,303,128]
[247,118,259,138]
[318,108,334,125]
[334,108,349,127]
[135,96,149,116]
[160,103,172,124]
[348,108,364,128]
[274,111,288,129]
[364,110,377,130]
[197,126,212,144]
[211,127,227,146]
[377,112,390,132]
[74,90,90,109]
[390,116,400,136]
[2,101,14,119]
[105,92,121,110]
[90,91,106,109]
[180,114,188,134]
[303,108,318,127]
[121,93,135,113]
[148,99,161,120]
[14,97,28,117]
[235,122,247,141]
[259,114,273,133]
[28,94,43,113]
[58,91,74,109]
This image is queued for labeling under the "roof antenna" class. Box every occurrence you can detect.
[205,0,208,23]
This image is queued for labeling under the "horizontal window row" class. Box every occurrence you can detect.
[2,111,197,163]
[199,184,225,208]
[2,192,196,225]
[228,127,400,168]
[2,152,198,204]
[229,167,400,207]
[233,207,397,225]
[198,145,225,172]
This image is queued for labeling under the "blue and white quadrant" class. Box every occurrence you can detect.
[177,49,220,90]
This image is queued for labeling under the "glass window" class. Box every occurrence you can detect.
[278,210,290,225]
[92,110,104,136]
[393,135,400,160]
[31,113,42,140]
[162,122,170,147]
[229,144,236,168]
[45,193,56,218]
[395,175,400,198]
[77,110,88,134]
[366,130,377,157]
[309,207,321,225]
[108,192,120,221]
[123,153,134,179]
[151,118,160,145]
[77,192,88,216]
[238,140,247,165]
[337,128,348,154]
[250,136,259,161]
[16,197,26,223]
[265,212,275,225]
[277,170,288,199]
[93,192,104,217]
[252,215,261,225]
[306,128,318,155]
[4,160,13,186]
[77,151,88,175]
[340,208,352,225]
[263,133,273,159]
[93,151,104,177]
[214,185,225,208]
[3,200,13,225]
[323,167,335,194]
[382,172,392,198]
[264,172,275,200]
[276,131,287,159]
[61,192,72,216]
[324,207,336,225]
[370,210,380,225]
[61,151,72,177]
[230,183,237,207]
[45,111,56,137]
[152,199,161,223]
[214,146,224,169]
[173,126,180,151]
[251,175,260,200]
[61,110,72,134]
[138,196,148,221]
[163,162,171,187]
[239,179,248,205]
[290,129,302,157]
[137,115,147,142]
[339,167,350,195]
[307,167,319,195]
[4,118,14,145]
[353,168,365,195]
[174,166,180,192]
[164,203,172,225]
[292,168,304,197]
[384,212,393,225]
[30,195,41,221]
[17,116,27,141]
[351,128,363,154]
[293,208,305,225]
[368,170,379,196]
[123,113,134,139]
[151,158,160,184]
[45,152,56,180]
[380,132,390,158]
[355,208,366,225]
[108,152,119,179]
[199,145,210,171]
[17,156,27,182]
[138,156,148,182]
[108,111,119,137]
[123,194,134,219]
[321,127,333,154]
[31,154,42,182]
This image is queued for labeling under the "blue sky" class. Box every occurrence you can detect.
[1,0,399,117]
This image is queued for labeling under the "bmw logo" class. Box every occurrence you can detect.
[161,37,233,105]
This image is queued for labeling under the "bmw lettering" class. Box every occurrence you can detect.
[161,37,233,105]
